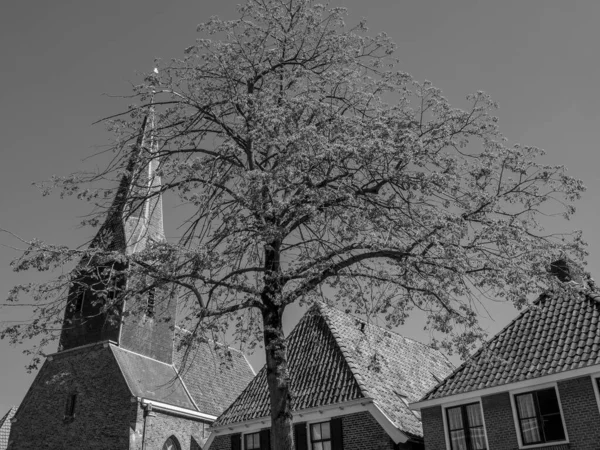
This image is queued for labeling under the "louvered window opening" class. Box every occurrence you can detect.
[446,403,486,450]
[147,288,156,317]
[514,388,565,445]
[64,393,77,419]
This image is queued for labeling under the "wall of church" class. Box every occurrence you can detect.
[8,344,135,450]
[132,408,209,450]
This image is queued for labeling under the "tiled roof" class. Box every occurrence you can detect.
[214,303,454,438]
[0,406,17,450]
[422,289,600,401]
[173,334,256,417]
[110,345,197,411]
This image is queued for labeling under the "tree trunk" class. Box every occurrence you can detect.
[262,304,294,450]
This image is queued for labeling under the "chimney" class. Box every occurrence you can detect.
[550,259,584,284]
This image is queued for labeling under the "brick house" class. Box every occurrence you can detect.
[7,115,255,450]
[411,262,600,450]
[206,303,455,450]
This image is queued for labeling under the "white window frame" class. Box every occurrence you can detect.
[441,398,489,450]
[306,418,333,450]
[590,372,600,417]
[508,382,569,449]
[243,431,261,450]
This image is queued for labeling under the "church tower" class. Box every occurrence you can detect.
[8,101,256,450]
[58,110,176,363]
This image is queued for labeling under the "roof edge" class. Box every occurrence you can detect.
[315,303,372,398]
[411,360,600,410]
[209,398,409,445]
[211,397,373,432]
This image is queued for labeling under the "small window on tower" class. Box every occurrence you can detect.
[64,393,77,419]
[72,288,86,314]
[147,288,156,318]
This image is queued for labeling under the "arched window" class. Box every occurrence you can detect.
[163,436,181,450]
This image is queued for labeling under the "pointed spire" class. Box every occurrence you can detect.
[92,95,164,254]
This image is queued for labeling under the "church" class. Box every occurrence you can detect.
[7,113,255,449]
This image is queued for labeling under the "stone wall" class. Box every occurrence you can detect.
[134,408,209,450]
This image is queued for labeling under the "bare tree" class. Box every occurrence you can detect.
[3,0,586,448]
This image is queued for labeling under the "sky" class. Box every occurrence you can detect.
[2,0,600,415]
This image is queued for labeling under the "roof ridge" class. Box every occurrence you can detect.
[174,326,246,355]
[315,301,450,355]
[314,303,372,399]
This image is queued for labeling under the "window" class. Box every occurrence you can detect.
[64,393,77,419]
[163,436,180,450]
[310,421,331,450]
[245,432,261,450]
[514,388,566,445]
[446,403,486,450]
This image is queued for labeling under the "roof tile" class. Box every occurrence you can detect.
[0,406,17,450]
[422,290,600,401]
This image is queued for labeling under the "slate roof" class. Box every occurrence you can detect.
[213,303,454,438]
[111,339,255,417]
[111,345,197,410]
[421,289,600,401]
[0,406,17,450]
[174,332,256,417]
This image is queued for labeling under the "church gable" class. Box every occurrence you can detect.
[9,344,134,449]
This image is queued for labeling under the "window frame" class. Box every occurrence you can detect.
[63,393,77,421]
[308,420,332,450]
[509,383,569,449]
[162,435,181,450]
[243,431,261,450]
[442,400,488,450]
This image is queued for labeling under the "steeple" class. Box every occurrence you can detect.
[92,107,164,254]
[59,102,177,363]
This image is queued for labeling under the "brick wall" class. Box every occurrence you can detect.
[421,406,445,450]
[8,345,135,450]
[556,376,600,450]
[341,411,396,450]
[210,433,234,450]
[480,392,519,450]
[208,410,420,450]
[135,409,209,450]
